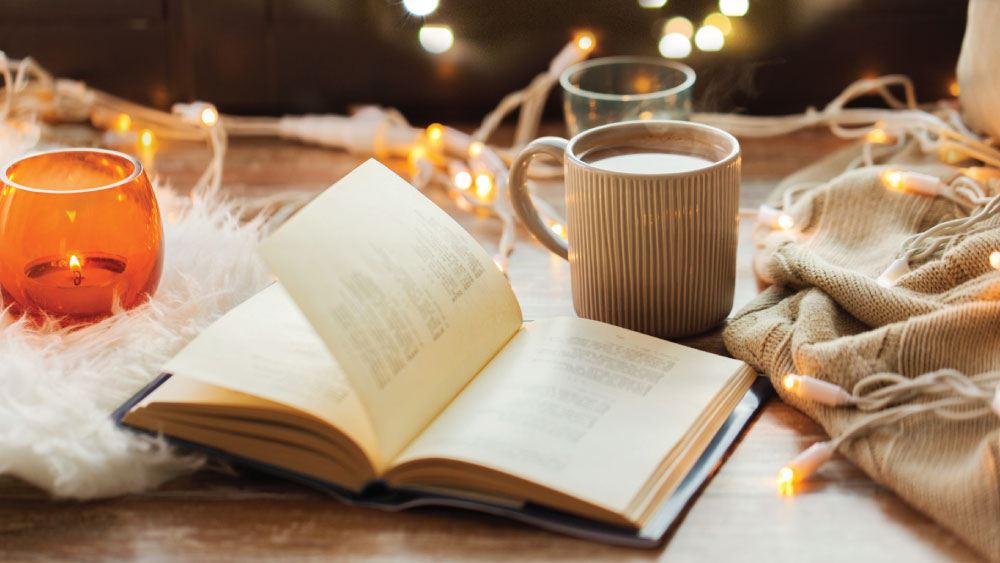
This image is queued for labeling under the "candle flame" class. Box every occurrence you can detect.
[69,254,83,286]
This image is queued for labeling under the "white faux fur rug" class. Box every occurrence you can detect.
[0,174,277,498]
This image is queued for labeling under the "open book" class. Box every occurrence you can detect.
[116,159,765,546]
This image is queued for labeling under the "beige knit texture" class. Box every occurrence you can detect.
[723,141,1000,561]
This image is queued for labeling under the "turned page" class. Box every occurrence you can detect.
[160,283,378,465]
[259,159,523,467]
[392,316,748,515]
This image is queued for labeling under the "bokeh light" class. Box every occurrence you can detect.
[704,13,733,35]
[694,25,725,52]
[403,0,438,16]
[659,33,692,58]
[419,25,454,54]
[664,16,694,39]
[720,0,749,17]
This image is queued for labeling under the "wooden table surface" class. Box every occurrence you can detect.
[0,127,983,562]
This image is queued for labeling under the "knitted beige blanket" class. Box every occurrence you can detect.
[724,141,1000,560]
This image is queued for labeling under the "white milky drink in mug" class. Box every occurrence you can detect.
[508,120,740,339]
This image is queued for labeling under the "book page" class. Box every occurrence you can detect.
[259,159,523,467]
[162,283,380,468]
[391,316,748,515]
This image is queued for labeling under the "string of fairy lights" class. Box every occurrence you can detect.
[0,30,601,272]
[404,0,749,59]
[732,74,1000,493]
[776,369,1000,495]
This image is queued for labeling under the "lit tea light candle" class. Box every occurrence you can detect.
[22,253,128,316]
[0,148,163,321]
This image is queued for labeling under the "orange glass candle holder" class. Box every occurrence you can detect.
[0,148,163,319]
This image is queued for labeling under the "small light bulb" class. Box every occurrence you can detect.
[948,79,960,98]
[468,142,485,157]
[550,223,567,238]
[877,256,911,288]
[704,13,732,35]
[475,174,492,198]
[777,467,796,496]
[758,205,795,230]
[575,31,595,52]
[659,33,692,59]
[403,0,438,16]
[782,374,799,392]
[938,144,967,164]
[990,251,1000,270]
[426,123,444,143]
[781,374,852,406]
[719,0,749,17]
[881,169,905,192]
[139,129,154,148]
[866,129,892,144]
[200,106,219,126]
[881,169,945,196]
[777,442,835,492]
[408,146,429,167]
[114,114,131,133]
[419,24,453,54]
[664,16,694,39]
[454,171,472,191]
[694,25,725,52]
[961,167,1000,183]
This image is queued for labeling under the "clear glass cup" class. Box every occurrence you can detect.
[559,56,696,136]
[0,148,164,320]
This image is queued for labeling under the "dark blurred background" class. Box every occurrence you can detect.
[0,0,968,122]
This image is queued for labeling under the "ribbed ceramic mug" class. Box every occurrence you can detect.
[508,120,740,338]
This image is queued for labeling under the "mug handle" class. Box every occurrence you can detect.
[508,136,570,260]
